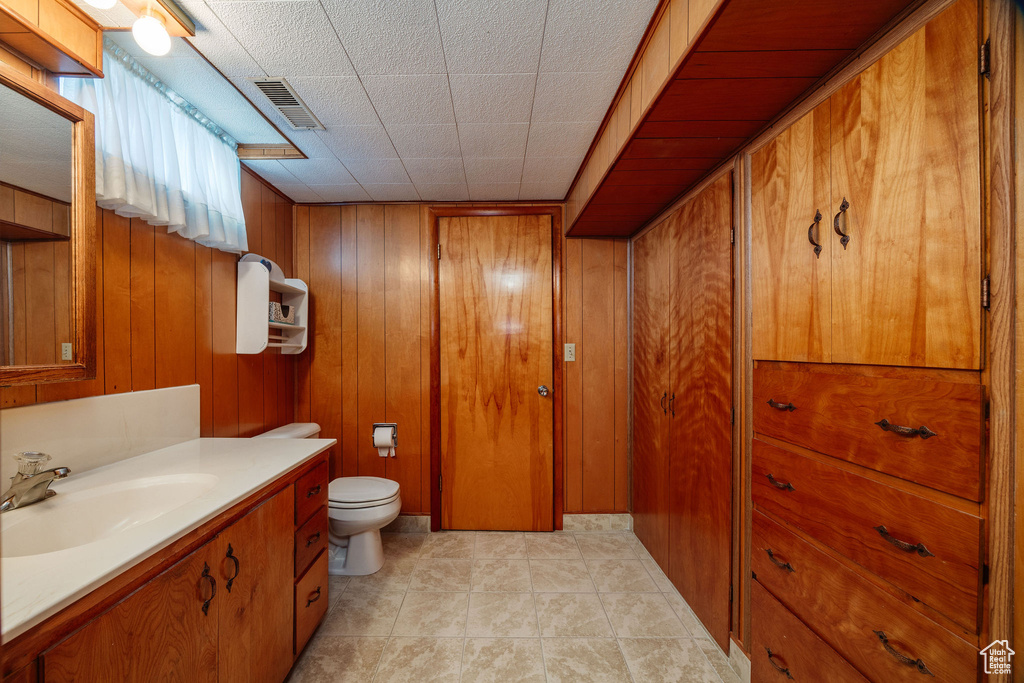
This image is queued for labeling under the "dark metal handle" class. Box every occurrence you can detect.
[765,549,795,573]
[307,484,322,498]
[306,531,321,548]
[669,393,675,417]
[875,419,936,439]
[766,399,796,412]
[225,543,240,592]
[765,648,794,679]
[306,586,322,607]
[833,197,850,249]
[660,392,667,415]
[873,631,934,676]
[873,526,935,558]
[766,473,795,491]
[807,209,823,258]
[200,562,216,616]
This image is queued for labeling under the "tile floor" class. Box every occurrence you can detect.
[287,529,741,683]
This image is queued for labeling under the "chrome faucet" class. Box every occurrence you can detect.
[0,452,70,513]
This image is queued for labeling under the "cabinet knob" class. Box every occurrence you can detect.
[537,385,549,397]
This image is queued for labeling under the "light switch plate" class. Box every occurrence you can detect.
[61,343,72,361]
[564,343,576,362]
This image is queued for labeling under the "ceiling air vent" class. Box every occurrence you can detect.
[249,78,324,131]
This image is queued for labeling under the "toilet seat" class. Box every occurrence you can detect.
[328,476,400,509]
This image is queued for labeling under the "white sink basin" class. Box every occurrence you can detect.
[1,473,219,558]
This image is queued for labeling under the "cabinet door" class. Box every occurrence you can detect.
[218,488,295,683]
[667,172,733,651]
[43,547,219,682]
[830,0,981,368]
[751,100,832,363]
[631,220,672,570]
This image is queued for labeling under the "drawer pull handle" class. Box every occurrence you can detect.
[765,549,795,573]
[765,648,794,679]
[875,419,937,439]
[200,562,216,616]
[766,474,795,491]
[873,526,935,558]
[766,399,796,412]
[306,531,321,547]
[807,209,823,258]
[307,484,322,498]
[225,543,240,592]
[306,586,322,607]
[660,392,668,415]
[833,197,850,249]
[873,630,934,676]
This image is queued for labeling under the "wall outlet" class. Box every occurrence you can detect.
[564,343,576,362]
[61,343,73,361]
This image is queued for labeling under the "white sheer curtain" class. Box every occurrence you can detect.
[60,49,247,253]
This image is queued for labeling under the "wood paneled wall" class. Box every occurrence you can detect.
[294,204,628,516]
[0,169,296,441]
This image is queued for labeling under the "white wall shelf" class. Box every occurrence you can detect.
[236,254,308,355]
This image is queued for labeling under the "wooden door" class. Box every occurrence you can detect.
[43,546,219,682]
[829,0,981,368]
[631,219,672,569]
[751,100,832,363]
[439,214,554,531]
[667,172,734,651]
[217,488,294,683]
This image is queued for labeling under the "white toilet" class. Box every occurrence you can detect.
[255,423,402,577]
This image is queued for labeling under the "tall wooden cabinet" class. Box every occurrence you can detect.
[633,172,733,650]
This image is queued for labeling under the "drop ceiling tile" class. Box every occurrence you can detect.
[209,2,355,77]
[525,121,600,158]
[320,0,445,75]
[415,183,471,201]
[519,181,569,200]
[458,123,530,158]
[363,184,421,201]
[522,156,581,184]
[361,75,455,126]
[241,159,300,186]
[403,158,467,185]
[531,71,622,123]
[309,184,372,202]
[179,0,266,78]
[449,74,536,124]
[463,157,523,185]
[284,130,338,159]
[341,158,412,185]
[539,0,659,73]
[287,77,380,126]
[435,0,547,74]
[317,126,398,160]
[274,184,328,203]
[279,157,356,185]
[468,183,521,201]
[388,124,462,158]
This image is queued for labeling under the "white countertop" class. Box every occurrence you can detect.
[1,437,336,642]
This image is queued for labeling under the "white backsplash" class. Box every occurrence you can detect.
[0,385,200,484]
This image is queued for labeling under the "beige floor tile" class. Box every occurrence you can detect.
[587,559,659,592]
[420,531,476,558]
[327,575,350,610]
[601,592,687,637]
[541,638,632,683]
[619,638,722,683]
[608,514,633,531]
[535,593,614,637]
[641,558,675,592]
[409,558,473,592]
[474,532,527,558]
[461,638,546,683]
[372,637,463,683]
[529,559,596,592]
[697,639,742,683]
[392,591,469,636]
[382,532,426,559]
[286,635,386,682]
[471,559,533,592]
[345,556,417,592]
[664,591,711,638]
[320,591,405,636]
[466,592,539,637]
[526,533,583,559]
[563,514,611,531]
[575,533,638,560]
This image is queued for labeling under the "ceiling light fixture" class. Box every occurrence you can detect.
[83,0,117,10]
[132,10,171,56]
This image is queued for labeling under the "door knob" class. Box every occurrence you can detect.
[538,385,549,397]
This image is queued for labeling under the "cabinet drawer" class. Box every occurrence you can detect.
[752,580,868,683]
[752,511,978,682]
[295,459,328,526]
[753,364,984,500]
[294,551,328,655]
[294,509,328,578]
[753,440,982,633]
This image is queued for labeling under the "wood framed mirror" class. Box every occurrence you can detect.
[0,60,96,385]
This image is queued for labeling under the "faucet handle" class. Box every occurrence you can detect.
[14,451,52,476]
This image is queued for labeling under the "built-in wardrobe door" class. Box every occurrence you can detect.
[829,0,981,369]
[751,100,832,363]
[632,220,672,569]
[668,172,734,651]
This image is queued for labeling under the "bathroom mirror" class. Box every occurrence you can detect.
[0,61,96,385]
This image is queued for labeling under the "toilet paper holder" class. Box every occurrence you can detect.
[372,423,397,447]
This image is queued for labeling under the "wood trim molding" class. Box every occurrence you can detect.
[426,205,564,532]
[236,143,305,161]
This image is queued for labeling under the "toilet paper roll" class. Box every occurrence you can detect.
[373,425,396,458]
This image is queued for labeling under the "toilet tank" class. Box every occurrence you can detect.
[255,423,321,439]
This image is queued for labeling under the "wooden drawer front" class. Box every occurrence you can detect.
[294,509,328,578]
[752,364,983,500]
[752,580,868,683]
[294,551,328,655]
[753,440,982,632]
[294,459,328,526]
[752,511,978,682]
